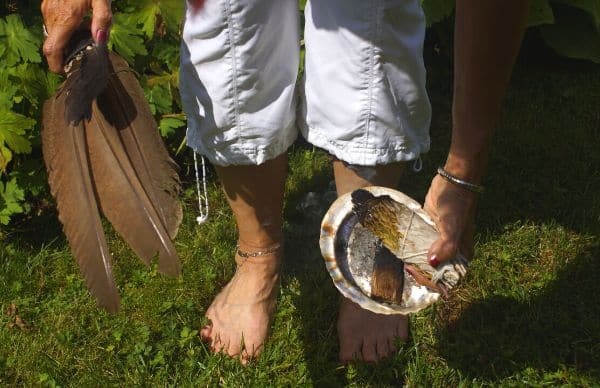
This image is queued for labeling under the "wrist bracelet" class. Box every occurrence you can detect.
[437,167,484,194]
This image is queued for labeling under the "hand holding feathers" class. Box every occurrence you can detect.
[41,36,182,312]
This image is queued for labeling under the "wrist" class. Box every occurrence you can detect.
[443,155,487,185]
[437,167,484,194]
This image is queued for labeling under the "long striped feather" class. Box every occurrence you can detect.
[42,95,120,312]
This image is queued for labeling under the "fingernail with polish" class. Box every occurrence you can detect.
[96,30,107,44]
[428,255,440,267]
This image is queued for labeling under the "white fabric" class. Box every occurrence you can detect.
[180,0,431,167]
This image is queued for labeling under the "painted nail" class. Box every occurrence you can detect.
[96,30,107,44]
[428,255,440,267]
[192,0,206,12]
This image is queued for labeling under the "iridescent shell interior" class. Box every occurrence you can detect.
[320,186,468,315]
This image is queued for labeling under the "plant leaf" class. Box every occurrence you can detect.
[553,0,600,29]
[9,64,62,108]
[144,75,174,115]
[108,14,148,64]
[420,0,456,26]
[0,71,18,110]
[0,110,35,148]
[0,14,42,66]
[0,178,25,225]
[128,0,184,38]
[541,5,600,63]
[529,0,555,26]
[159,116,185,138]
[0,145,12,171]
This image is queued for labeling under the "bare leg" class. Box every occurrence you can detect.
[425,0,529,264]
[200,154,286,363]
[333,160,410,362]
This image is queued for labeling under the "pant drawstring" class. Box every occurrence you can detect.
[412,156,422,172]
[193,151,209,225]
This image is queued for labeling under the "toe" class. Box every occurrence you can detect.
[361,340,378,363]
[240,345,259,365]
[376,337,390,360]
[199,324,212,342]
[387,337,398,354]
[211,331,228,354]
[339,338,363,363]
[240,349,250,366]
[225,339,241,358]
[243,342,261,360]
[396,316,409,341]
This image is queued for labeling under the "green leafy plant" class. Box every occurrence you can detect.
[0,11,57,225]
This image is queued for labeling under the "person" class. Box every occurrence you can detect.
[41,0,529,364]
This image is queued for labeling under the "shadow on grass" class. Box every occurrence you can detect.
[280,31,600,385]
[285,205,412,386]
[435,44,600,382]
[1,203,64,251]
[437,242,600,381]
[282,144,345,385]
[282,143,413,386]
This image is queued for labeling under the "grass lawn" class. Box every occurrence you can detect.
[1,31,599,386]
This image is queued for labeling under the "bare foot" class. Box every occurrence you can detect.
[337,298,409,362]
[199,246,280,363]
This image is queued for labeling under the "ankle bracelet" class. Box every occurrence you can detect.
[437,167,484,194]
[236,243,282,258]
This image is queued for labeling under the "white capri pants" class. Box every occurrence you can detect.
[180,0,431,166]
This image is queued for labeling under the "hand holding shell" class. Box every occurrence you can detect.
[320,187,468,315]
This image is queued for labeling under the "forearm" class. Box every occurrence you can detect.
[446,0,529,183]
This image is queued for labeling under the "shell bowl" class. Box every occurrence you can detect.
[320,186,468,315]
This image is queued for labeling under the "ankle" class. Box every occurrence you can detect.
[235,240,283,267]
[238,231,283,248]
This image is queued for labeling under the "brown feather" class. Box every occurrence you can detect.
[42,37,182,311]
[62,41,110,125]
[370,243,404,305]
[86,97,181,277]
[97,53,182,239]
[41,95,120,313]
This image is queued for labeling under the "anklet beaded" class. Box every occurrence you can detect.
[236,243,282,258]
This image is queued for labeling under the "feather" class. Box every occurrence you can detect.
[352,189,404,253]
[62,40,110,125]
[85,96,181,276]
[351,189,435,260]
[351,189,445,295]
[98,53,182,239]
[41,34,182,312]
[370,242,404,305]
[82,52,182,277]
[41,95,120,313]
